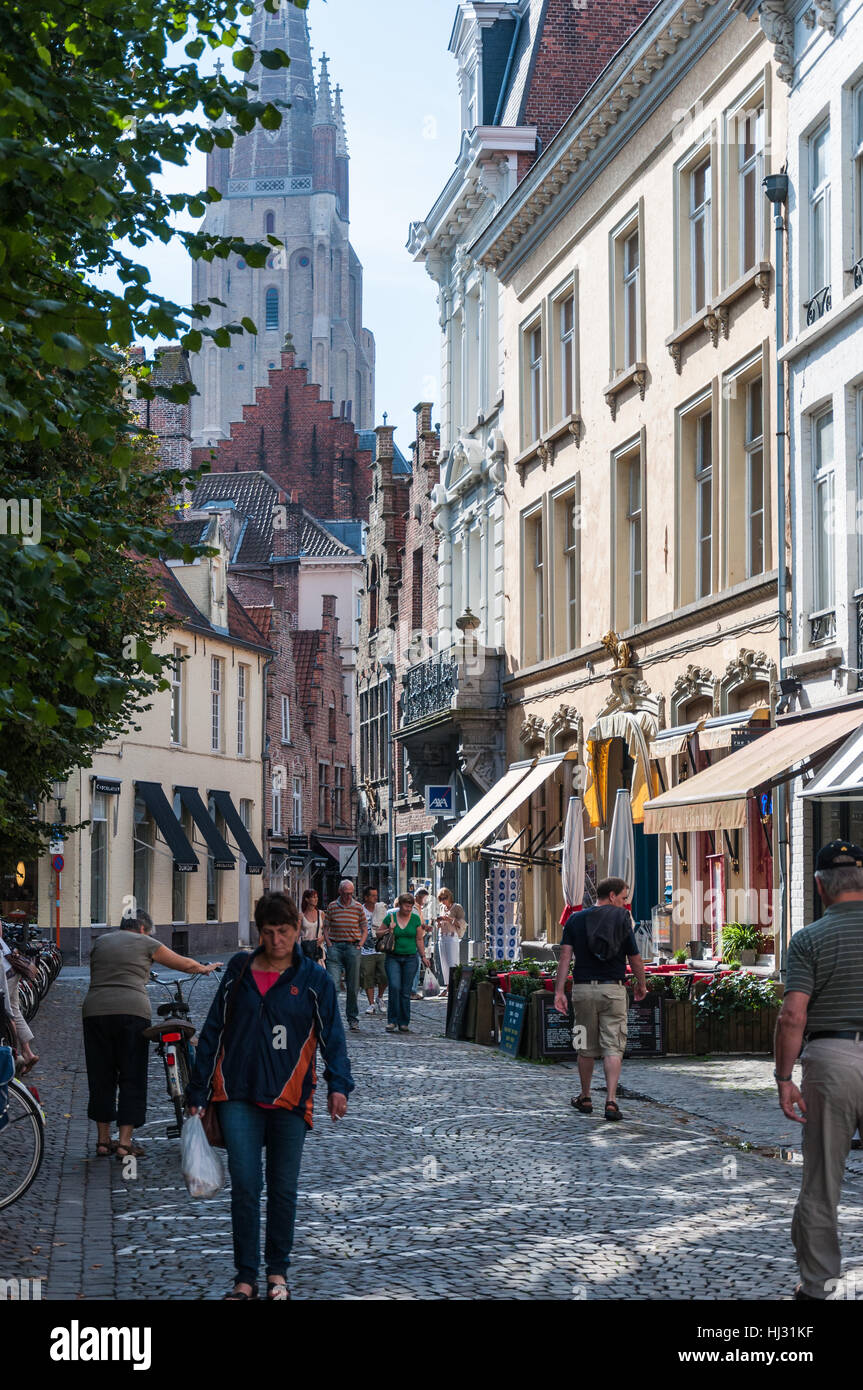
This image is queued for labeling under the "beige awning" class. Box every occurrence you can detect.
[697,704,770,751]
[643,707,863,833]
[648,719,705,761]
[432,760,537,862]
[456,753,571,861]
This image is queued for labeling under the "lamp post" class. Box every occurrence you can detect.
[763,170,790,966]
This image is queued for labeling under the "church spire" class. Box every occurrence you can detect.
[314,54,335,127]
[334,84,348,157]
[228,0,316,183]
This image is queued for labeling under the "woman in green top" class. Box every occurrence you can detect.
[377,894,431,1034]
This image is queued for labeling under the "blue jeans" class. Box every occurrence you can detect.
[218,1101,307,1285]
[386,953,418,1028]
[326,940,361,1024]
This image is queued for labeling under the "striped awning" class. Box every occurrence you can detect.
[801,725,863,800]
[433,761,537,862]
[697,705,770,750]
[455,754,569,861]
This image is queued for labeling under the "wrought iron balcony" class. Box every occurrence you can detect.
[804,284,831,325]
[401,650,458,726]
[809,608,836,645]
[852,256,863,291]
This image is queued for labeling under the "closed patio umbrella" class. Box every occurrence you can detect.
[561,796,585,911]
[607,788,635,909]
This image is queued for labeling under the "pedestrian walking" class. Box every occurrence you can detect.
[410,888,431,1000]
[360,886,387,1015]
[774,839,863,1300]
[299,889,325,963]
[82,907,220,1160]
[436,888,465,996]
[0,924,39,1074]
[187,892,353,1301]
[323,879,367,1032]
[553,877,646,1121]
[378,893,432,1034]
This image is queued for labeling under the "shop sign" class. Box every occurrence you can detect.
[536,993,574,1058]
[624,995,664,1057]
[425,784,455,817]
[499,995,527,1057]
[93,778,122,795]
[288,835,309,854]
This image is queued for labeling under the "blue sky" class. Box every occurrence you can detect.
[148,0,462,450]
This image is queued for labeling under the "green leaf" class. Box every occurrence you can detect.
[232,47,255,72]
[260,104,282,131]
[75,708,94,728]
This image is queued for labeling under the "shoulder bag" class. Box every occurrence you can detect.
[375,911,396,955]
[201,952,254,1149]
[8,950,37,984]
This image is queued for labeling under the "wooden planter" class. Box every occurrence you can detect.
[661,997,778,1054]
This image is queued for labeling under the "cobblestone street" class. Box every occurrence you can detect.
[5,968,863,1302]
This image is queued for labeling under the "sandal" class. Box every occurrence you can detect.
[570,1095,593,1114]
[604,1101,623,1122]
[223,1284,259,1300]
[267,1280,291,1301]
[115,1142,146,1159]
[96,1141,118,1157]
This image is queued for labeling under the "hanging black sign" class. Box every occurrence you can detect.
[93,778,122,795]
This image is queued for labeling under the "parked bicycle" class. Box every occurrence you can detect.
[144,969,221,1138]
[1,922,62,1024]
[0,1059,45,1210]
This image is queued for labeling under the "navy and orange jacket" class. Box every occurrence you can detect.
[186,946,354,1126]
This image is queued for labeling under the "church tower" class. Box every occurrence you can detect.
[191,1,376,446]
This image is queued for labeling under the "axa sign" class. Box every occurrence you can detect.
[425,784,455,817]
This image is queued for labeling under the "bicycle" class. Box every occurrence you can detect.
[144,969,220,1138]
[0,1062,45,1210]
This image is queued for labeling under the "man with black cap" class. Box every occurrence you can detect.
[774,839,863,1299]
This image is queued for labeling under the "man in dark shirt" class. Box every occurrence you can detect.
[554,877,646,1121]
[774,839,863,1299]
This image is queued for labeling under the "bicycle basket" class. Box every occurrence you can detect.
[0,1044,14,1134]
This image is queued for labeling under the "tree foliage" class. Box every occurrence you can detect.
[0,0,301,867]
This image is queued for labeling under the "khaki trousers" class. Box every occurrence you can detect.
[791,1038,863,1298]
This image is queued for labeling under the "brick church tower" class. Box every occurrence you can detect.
[190,0,376,447]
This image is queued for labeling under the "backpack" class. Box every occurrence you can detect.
[582,905,633,962]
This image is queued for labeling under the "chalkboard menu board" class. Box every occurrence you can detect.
[624,996,664,1057]
[499,995,527,1057]
[446,966,474,1040]
[536,993,575,1058]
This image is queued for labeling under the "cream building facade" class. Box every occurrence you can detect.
[466,0,790,948]
[39,526,270,962]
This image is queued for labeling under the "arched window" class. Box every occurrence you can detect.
[265,211,275,235]
[369,560,379,633]
[265,287,279,332]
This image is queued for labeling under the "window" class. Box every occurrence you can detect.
[411,548,424,633]
[170,645,184,744]
[690,158,712,314]
[738,105,765,275]
[695,411,713,599]
[613,444,644,630]
[281,694,291,743]
[133,798,153,916]
[812,408,835,614]
[623,232,640,367]
[521,317,544,447]
[265,211,275,235]
[745,378,765,577]
[292,777,303,835]
[334,766,345,825]
[237,665,247,756]
[809,123,831,300]
[854,84,863,267]
[559,490,579,652]
[206,795,222,923]
[328,703,336,743]
[90,792,108,924]
[265,286,279,332]
[553,291,576,421]
[318,763,330,823]
[522,506,545,664]
[272,776,283,838]
[211,657,223,751]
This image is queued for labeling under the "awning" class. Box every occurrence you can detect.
[801,725,863,800]
[175,786,236,870]
[585,709,658,827]
[433,761,538,861]
[648,720,705,761]
[134,781,198,872]
[456,753,570,861]
[643,707,863,833]
[697,705,770,750]
[209,789,265,874]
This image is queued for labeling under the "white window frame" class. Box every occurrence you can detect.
[170,645,183,745]
[853,82,863,268]
[627,456,643,627]
[318,762,330,824]
[809,121,831,300]
[812,407,835,615]
[695,410,714,600]
[690,157,713,315]
[564,493,579,651]
[237,664,247,757]
[553,287,577,423]
[738,103,765,276]
[211,656,223,752]
[281,693,291,744]
[534,511,545,662]
[745,377,765,578]
[272,780,283,838]
[623,229,641,369]
[520,312,545,449]
[334,764,345,825]
[292,776,303,835]
[857,386,863,589]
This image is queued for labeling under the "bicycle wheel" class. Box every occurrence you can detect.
[0,1079,45,1209]
[173,1049,191,1134]
[18,980,37,1023]
[36,963,51,999]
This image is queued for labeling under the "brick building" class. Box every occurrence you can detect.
[356,405,442,900]
[127,344,193,473]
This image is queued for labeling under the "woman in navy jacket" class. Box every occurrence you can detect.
[188,892,354,1300]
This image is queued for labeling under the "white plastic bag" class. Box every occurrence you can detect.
[423,967,440,997]
[180,1113,225,1198]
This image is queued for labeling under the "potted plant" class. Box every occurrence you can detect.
[673,949,687,964]
[721,922,762,966]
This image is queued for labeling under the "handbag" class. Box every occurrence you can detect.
[375,912,396,955]
[8,951,37,984]
[200,951,254,1149]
